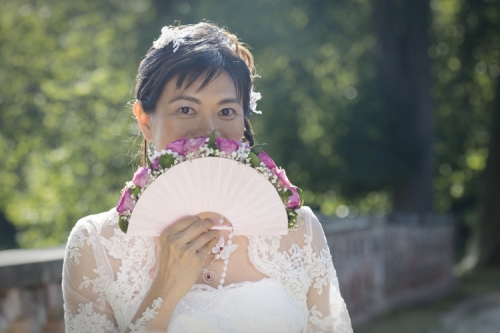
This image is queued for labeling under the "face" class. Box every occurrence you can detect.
[134,70,245,150]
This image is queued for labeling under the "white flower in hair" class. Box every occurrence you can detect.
[153,26,182,52]
[250,90,262,114]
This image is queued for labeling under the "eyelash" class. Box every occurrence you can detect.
[178,107,236,116]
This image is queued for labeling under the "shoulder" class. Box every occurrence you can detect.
[69,208,118,239]
[296,206,325,235]
[65,208,118,260]
[286,206,325,246]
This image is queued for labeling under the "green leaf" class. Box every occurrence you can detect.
[208,129,217,149]
[118,216,129,233]
[280,189,290,201]
[129,185,140,196]
[159,154,175,169]
[251,143,267,154]
[249,151,261,167]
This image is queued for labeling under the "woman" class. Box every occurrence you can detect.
[62,22,353,333]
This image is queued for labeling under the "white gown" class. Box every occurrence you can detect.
[62,206,353,333]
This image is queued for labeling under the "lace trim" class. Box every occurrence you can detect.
[304,233,336,296]
[66,225,97,265]
[247,207,353,333]
[247,232,334,303]
[127,297,163,333]
[246,232,312,303]
[79,265,110,311]
[99,212,157,331]
[189,278,272,293]
[307,305,334,333]
[65,303,118,333]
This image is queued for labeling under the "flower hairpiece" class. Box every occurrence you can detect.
[116,131,303,233]
[250,90,262,114]
[153,26,182,52]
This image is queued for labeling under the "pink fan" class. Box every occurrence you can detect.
[126,157,289,237]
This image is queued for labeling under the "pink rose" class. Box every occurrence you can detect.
[151,156,160,169]
[166,138,187,156]
[116,188,135,214]
[258,151,277,170]
[132,167,149,187]
[273,167,292,189]
[287,187,301,209]
[216,137,239,154]
[184,136,206,157]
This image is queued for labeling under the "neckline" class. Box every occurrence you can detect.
[190,277,272,292]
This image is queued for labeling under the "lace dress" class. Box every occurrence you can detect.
[62,206,353,333]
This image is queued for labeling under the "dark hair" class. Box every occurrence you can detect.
[135,21,257,166]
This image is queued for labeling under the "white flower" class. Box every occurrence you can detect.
[153,26,182,52]
[250,90,262,114]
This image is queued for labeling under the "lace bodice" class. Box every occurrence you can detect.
[62,206,353,332]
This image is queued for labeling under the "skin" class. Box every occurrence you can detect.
[133,69,245,149]
[126,70,246,332]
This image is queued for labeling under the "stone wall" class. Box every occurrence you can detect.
[319,212,457,325]
[0,246,65,333]
[0,212,456,332]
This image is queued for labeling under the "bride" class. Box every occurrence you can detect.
[62,21,353,333]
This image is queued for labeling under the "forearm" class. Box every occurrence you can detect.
[125,282,183,333]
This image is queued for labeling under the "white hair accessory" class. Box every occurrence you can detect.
[250,90,262,114]
[153,26,182,52]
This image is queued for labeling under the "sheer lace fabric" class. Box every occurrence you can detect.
[62,206,353,332]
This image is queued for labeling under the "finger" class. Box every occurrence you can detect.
[195,234,220,259]
[160,215,201,237]
[188,229,219,253]
[176,218,216,243]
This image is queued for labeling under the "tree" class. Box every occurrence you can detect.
[371,0,435,213]
[460,0,500,266]
[431,0,500,266]
[476,73,500,265]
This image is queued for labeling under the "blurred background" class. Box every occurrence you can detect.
[1,0,500,332]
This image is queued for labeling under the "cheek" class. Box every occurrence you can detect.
[150,115,181,148]
[222,119,245,139]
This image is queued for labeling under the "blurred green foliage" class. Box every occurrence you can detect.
[431,0,500,231]
[0,0,154,247]
[0,0,499,248]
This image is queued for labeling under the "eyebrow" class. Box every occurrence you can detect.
[168,95,241,106]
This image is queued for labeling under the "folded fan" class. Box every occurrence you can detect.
[127,157,289,237]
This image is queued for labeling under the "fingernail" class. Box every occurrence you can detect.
[209,218,215,223]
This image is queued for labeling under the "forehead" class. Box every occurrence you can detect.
[161,69,241,102]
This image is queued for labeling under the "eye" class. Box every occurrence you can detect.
[179,107,193,114]
[219,108,235,117]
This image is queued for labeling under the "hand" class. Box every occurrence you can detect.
[151,216,219,300]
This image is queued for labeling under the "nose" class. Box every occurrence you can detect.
[195,113,220,137]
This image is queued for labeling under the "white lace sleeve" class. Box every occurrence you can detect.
[62,219,119,333]
[62,217,162,333]
[126,297,163,333]
[304,208,353,333]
